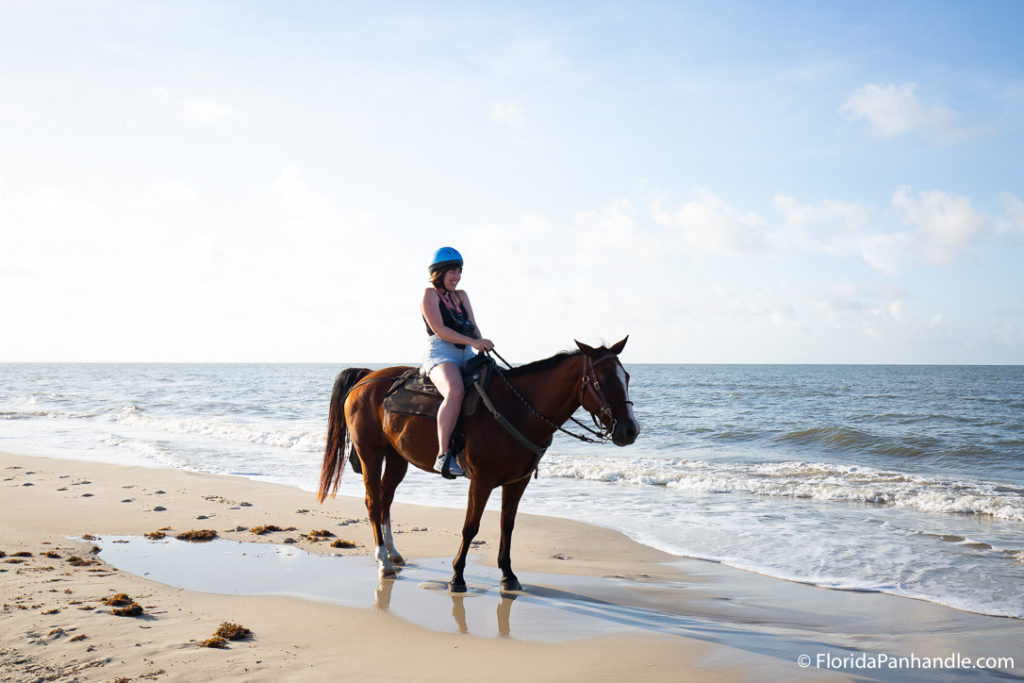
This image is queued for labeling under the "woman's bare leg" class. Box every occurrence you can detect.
[428,362,465,477]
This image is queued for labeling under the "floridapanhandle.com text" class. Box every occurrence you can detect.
[797,652,1015,672]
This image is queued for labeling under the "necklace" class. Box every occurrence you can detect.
[439,288,463,314]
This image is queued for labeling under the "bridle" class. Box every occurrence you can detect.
[577,352,634,440]
[490,349,631,445]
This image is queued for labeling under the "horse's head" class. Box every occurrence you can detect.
[574,336,640,446]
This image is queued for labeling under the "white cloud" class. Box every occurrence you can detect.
[181,98,234,124]
[774,195,868,230]
[829,188,991,273]
[772,195,869,254]
[892,187,988,265]
[858,231,913,274]
[274,165,334,224]
[573,198,640,248]
[490,101,526,129]
[150,86,234,124]
[651,189,767,256]
[483,37,568,78]
[841,83,967,141]
[149,85,173,104]
[139,181,199,207]
[997,192,1024,242]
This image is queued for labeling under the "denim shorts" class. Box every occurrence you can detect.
[422,335,476,375]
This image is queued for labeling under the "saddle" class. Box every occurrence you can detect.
[382,354,495,420]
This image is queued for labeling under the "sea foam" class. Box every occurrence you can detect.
[542,455,1024,522]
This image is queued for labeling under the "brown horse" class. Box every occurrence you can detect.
[317,337,639,592]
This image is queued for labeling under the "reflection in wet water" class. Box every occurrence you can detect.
[94,536,651,641]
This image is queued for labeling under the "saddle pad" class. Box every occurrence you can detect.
[382,358,494,420]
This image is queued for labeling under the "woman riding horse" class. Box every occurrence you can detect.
[318,330,640,592]
[420,247,494,478]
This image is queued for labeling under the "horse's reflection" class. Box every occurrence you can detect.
[451,594,468,634]
[374,577,395,610]
[374,578,519,638]
[496,592,517,637]
[449,592,519,637]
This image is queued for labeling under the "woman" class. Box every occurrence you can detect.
[421,246,494,479]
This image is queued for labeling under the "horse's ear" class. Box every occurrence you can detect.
[575,339,596,355]
[609,336,629,355]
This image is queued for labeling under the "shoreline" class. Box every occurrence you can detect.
[3,451,1022,682]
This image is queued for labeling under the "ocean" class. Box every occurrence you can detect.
[2,362,1022,619]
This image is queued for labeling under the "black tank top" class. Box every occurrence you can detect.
[424,290,475,348]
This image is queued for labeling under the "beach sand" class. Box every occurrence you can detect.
[2,451,1021,682]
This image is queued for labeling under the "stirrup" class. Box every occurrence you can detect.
[434,451,464,479]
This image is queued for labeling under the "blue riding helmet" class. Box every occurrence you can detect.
[428,246,464,274]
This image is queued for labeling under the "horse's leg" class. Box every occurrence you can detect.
[497,477,530,592]
[380,451,408,566]
[358,448,395,579]
[450,478,493,593]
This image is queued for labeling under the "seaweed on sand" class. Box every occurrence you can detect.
[214,622,253,640]
[176,530,217,542]
[196,621,253,648]
[198,636,227,648]
[111,603,143,617]
[100,593,134,607]
[102,593,144,616]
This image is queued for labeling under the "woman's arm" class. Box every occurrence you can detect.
[458,291,494,352]
[458,291,482,339]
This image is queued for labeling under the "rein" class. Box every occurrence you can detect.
[487,349,627,446]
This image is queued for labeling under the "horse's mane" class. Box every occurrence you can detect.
[503,349,581,378]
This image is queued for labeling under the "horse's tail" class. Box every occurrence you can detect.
[317,367,372,503]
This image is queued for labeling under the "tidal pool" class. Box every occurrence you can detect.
[94,535,699,642]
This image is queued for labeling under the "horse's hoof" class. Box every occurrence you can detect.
[500,578,523,592]
[379,568,397,580]
[449,580,467,593]
[390,555,406,566]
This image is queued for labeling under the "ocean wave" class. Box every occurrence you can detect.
[103,435,172,461]
[111,406,325,452]
[772,426,928,458]
[541,455,1024,522]
[0,409,96,420]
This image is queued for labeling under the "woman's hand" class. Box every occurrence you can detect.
[471,337,495,352]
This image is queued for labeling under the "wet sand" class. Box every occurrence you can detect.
[2,451,1021,682]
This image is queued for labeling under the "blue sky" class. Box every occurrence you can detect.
[1,1,1022,363]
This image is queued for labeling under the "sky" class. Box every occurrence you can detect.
[1,0,1022,364]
